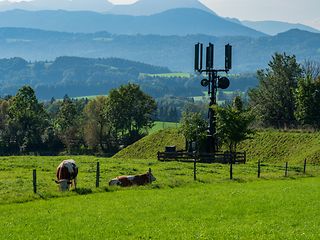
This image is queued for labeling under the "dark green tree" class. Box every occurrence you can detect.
[84,96,116,152]
[55,95,83,153]
[179,111,207,152]
[108,83,157,145]
[295,76,320,128]
[0,98,12,154]
[8,86,48,153]
[249,53,302,128]
[215,99,255,153]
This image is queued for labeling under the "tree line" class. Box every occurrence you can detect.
[0,83,156,155]
[249,53,320,129]
[1,52,318,156]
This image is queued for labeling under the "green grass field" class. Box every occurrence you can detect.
[140,72,192,78]
[1,172,320,239]
[148,121,179,134]
[2,129,320,239]
[0,155,318,205]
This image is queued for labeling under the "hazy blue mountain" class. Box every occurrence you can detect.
[0,0,213,15]
[0,28,318,73]
[0,0,113,12]
[242,20,320,35]
[0,9,265,37]
[108,0,215,16]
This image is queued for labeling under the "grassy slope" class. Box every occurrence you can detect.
[1,177,320,239]
[239,130,320,164]
[115,128,320,164]
[113,128,185,159]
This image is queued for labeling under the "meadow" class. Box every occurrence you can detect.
[148,121,179,134]
[0,155,318,205]
[2,128,320,239]
[1,163,320,239]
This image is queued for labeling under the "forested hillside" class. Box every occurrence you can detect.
[0,28,319,72]
[0,56,256,100]
[0,56,173,99]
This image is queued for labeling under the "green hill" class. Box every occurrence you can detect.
[113,129,185,159]
[239,130,320,164]
[115,128,320,163]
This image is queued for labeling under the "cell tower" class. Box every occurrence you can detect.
[194,43,232,153]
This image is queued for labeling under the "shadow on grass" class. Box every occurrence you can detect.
[73,188,93,195]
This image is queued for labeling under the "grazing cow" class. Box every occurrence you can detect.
[55,159,78,191]
[109,170,156,187]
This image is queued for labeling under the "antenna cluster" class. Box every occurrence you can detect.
[195,42,232,73]
[193,42,233,153]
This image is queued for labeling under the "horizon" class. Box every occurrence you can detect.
[109,0,320,30]
[3,0,320,30]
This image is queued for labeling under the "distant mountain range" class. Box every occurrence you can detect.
[0,0,113,12]
[242,20,320,35]
[0,0,213,15]
[109,0,215,16]
[0,9,265,37]
[0,0,318,37]
[0,27,319,73]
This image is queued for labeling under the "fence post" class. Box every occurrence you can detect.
[96,162,100,188]
[258,160,261,178]
[244,151,247,164]
[194,159,197,181]
[285,162,288,177]
[303,159,307,174]
[230,157,233,180]
[148,168,152,183]
[33,169,37,194]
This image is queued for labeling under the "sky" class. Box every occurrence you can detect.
[109,0,320,29]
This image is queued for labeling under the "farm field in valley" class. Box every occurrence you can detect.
[148,121,179,134]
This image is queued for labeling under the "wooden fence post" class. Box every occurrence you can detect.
[33,169,37,194]
[194,159,197,181]
[96,162,100,188]
[285,162,288,177]
[244,151,247,164]
[258,160,261,178]
[230,161,233,180]
[148,168,152,183]
[303,159,307,174]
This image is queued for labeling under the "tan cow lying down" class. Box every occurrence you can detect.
[109,171,156,187]
[55,159,78,191]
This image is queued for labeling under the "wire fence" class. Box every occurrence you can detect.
[0,157,319,204]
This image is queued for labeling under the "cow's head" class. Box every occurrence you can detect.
[55,179,71,191]
[147,172,156,183]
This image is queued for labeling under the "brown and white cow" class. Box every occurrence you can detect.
[109,171,156,187]
[55,159,78,191]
